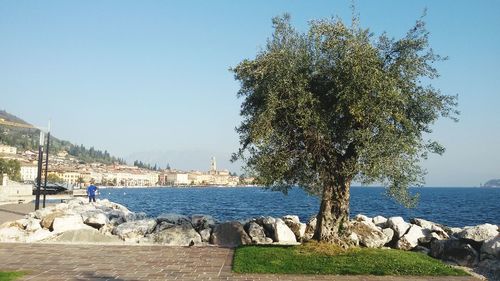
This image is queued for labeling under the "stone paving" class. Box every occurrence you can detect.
[0,243,479,281]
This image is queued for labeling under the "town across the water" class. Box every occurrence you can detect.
[0,144,254,188]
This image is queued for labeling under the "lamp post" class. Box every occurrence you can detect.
[34,130,44,210]
[42,121,51,208]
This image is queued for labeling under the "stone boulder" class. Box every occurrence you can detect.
[52,215,93,234]
[411,218,449,240]
[303,216,317,240]
[82,210,109,229]
[396,224,428,250]
[34,207,55,220]
[254,216,276,238]
[387,217,410,238]
[106,210,127,226]
[156,213,191,226]
[481,235,500,260]
[418,232,444,245]
[112,219,157,241]
[354,214,371,223]
[23,218,42,232]
[273,219,297,243]
[477,259,500,281]
[199,228,211,242]
[372,216,388,228]
[191,214,215,231]
[210,222,251,247]
[351,220,387,248]
[150,224,202,246]
[457,224,498,243]
[155,221,175,232]
[40,211,64,229]
[26,229,55,243]
[282,215,306,241]
[430,239,479,267]
[245,222,271,244]
[0,227,26,242]
[382,228,394,245]
[48,229,122,243]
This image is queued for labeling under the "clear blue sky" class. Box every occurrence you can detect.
[1,1,499,186]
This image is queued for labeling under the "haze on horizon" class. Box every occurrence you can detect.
[1,1,499,187]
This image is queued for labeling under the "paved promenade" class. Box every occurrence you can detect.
[0,243,480,281]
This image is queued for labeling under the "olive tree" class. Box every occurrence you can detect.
[231,14,458,243]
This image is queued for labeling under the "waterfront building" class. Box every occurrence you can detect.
[164,172,189,185]
[20,164,37,182]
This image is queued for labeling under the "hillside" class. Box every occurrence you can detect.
[0,110,125,165]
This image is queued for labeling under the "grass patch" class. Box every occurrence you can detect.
[0,271,26,281]
[233,242,469,276]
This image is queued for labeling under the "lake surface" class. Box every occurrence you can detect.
[98,187,499,227]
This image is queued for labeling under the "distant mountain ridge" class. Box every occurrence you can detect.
[483,179,500,188]
[0,110,125,165]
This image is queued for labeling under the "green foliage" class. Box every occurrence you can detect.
[232,13,457,206]
[233,245,468,276]
[0,271,26,281]
[47,174,64,184]
[133,160,160,171]
[0,110,125,165]
[0,158,21,182]
[68,144,125,165]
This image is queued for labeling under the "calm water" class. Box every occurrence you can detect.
[98,187,499,227]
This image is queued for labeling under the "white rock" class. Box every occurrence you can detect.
[387,217,410,238]
[55,203,69,211]
[151,224,202,246]
[382,228,394,245]
[246,222,269,244]
[351,220,388,248]
[82,211,109,228]
[396,225,427,250]
[199,228,211,242]
[304,216,317,240]
[457,224,499,242]
[34,208,54,220]
[26,229,55,242]
[49,228,123,244]
[411,218,436,229]
[273,219,297,243]
[354,214,371,222]
[372,216,388,228]
[348,232,359,246]
[52,215,92,234]
[282,215,306,240]
[255,216,276,235]
[112,219,157,241]
[24,218,42,232]
[0,227,26,242]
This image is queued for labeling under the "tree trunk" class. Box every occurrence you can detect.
[313,179,351,244]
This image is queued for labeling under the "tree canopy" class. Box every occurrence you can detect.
[232,13,457,243]
[0,159,21,182]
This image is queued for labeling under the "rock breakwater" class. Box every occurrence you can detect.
[0,198,498,279]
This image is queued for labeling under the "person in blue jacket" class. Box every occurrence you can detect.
[86,182,98,203]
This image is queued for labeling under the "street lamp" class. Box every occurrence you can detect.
[34,130,44,210]
[42,121,51,208]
